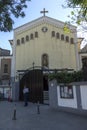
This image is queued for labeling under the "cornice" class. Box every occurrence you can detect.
[14,16,77,34]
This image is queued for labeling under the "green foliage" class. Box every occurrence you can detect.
[71,11,74,15]
[63,23,71,33]
[0,0,31,32]
[48,70,83,84]
[65,0,87,24]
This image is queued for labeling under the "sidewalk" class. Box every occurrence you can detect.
[0,101,87,130]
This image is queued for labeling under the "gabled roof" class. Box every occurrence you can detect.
[14,16,76,34]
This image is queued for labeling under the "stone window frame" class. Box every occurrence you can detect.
[60,85,73,99]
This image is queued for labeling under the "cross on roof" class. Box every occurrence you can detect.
[40,8,48,16]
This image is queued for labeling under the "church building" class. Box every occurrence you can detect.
[10,9,79,103]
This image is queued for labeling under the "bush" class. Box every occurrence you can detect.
[48,70,83,84]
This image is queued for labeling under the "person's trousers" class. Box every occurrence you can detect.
[24,93,28,106]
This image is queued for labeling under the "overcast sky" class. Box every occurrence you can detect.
[0,0,86,53]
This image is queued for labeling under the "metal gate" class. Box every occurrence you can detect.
[19,69,43,103]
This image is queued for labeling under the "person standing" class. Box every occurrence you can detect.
[23,85,29,106]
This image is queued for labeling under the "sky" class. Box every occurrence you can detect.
[0,0,87,53]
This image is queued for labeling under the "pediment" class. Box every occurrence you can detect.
[14,16,76,34]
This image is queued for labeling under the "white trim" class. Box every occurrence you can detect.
[14,16,76,34]
[57,85,77,108]
[11,32,16,78]
[80,85,87,110]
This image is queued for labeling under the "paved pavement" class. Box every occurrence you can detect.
[0,101,87,130]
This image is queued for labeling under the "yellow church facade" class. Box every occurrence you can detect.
[14,16,79,72]
[10,15,79,102]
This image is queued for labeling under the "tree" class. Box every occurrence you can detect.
[65,0,87,24]
[62,0,87,44]
[0,0,31,32]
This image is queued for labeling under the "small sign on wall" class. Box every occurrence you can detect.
[60,85,73,99]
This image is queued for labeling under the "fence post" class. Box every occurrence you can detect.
[37,101,40,114]
[12,104,17,120]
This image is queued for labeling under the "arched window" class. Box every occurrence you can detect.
[52,31,55,37]
[66,36,69,42]
[42,54,49,67]
[17,39,20,45]
[56,32,60,39]
[70,38,74,44]
[61,34,64,40]
[26,35,29,41]
[21,37,25,43]
[35,32,38,38]
[30,33,34,40]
